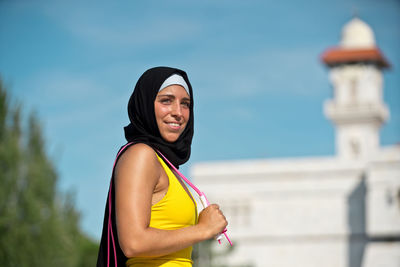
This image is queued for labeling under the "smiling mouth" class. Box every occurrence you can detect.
[167,122,181,127]
[166,122,183,131]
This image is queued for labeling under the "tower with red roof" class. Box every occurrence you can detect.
[321,17,391,160]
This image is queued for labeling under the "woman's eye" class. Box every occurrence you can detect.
[181,102,190,108]
[160,98,171,104]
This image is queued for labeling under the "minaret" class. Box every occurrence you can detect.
[321,17,390,160]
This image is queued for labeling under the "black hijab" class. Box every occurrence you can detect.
[124,66,194,167]
[96,67,194,267]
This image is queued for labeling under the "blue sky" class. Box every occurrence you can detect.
[1,0,399,239]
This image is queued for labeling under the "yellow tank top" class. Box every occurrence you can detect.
[126,154,197,267]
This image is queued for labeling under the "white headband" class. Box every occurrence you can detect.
[158,74,190,96]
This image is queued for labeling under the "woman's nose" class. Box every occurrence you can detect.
[171,102,182,117]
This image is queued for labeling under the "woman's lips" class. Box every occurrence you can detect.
[166,122,181,130]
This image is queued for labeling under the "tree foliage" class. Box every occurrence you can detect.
[0,79,98,266]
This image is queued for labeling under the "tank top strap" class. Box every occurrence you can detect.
[156,154,180,186]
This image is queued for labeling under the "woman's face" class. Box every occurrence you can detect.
[154,85,190,143]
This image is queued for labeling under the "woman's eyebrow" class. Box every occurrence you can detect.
[156,94,190,101]
[156,94,175,98]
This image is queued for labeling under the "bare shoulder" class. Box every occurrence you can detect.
[115,143,161,183]
[119,143,157,162]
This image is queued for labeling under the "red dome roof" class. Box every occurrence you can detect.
[321,47,390,68]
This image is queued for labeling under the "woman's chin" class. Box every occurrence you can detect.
[161,133,180,143]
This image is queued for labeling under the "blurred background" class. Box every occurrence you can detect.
[1,0,399,266]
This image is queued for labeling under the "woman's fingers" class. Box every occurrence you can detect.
[197,203,228,239]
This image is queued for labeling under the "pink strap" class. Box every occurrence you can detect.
[156,150,233,246]
[156,151,204,197]
[107,142,134,267]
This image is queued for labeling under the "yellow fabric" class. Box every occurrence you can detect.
[126,154,197,267]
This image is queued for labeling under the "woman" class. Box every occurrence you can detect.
[97,67,228,267]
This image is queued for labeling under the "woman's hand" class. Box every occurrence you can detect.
[196,204,228,240]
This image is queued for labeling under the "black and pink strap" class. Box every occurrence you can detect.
[107,142,134,267]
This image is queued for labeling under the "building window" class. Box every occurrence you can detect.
[222,199,251,227]
[350,137,360,158]
[349,78,358,104]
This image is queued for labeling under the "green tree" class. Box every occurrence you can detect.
[0,79,98,266]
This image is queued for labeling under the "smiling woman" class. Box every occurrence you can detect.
[96,67,228,267]
[154,84,191,143]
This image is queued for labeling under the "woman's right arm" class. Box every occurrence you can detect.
[115,143,227,258]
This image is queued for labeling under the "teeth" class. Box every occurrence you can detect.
[168,123,180,127]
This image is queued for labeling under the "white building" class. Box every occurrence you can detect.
[191,17,400,267]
